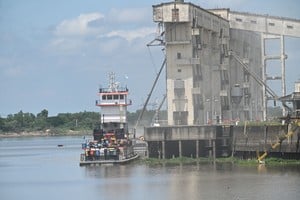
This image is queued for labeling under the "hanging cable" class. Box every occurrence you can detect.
[147,46,158,74]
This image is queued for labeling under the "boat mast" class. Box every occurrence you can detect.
[108,72,118,92]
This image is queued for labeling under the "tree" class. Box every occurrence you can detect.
[35,109,49,130]
[0,117,5,131]
[23,113,35,129]
[14,111,24,128]
[37,109,48,119]
[267,106,283,120]
[47,116,64,127]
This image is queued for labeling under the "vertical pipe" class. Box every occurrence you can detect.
[261,33,267,121]
[209,31,213,124]
[281,35,286,116]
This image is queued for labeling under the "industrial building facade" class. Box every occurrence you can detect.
[153,0,263,125]
[145,0,300,160]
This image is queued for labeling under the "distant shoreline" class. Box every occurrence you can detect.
[0,130,92,138]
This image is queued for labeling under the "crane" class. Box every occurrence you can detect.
[134,58,166,131]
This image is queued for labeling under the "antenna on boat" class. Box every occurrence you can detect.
[108,72,119,92]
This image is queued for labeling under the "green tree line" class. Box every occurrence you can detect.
[0,109,100,133]
[0,109,167,133]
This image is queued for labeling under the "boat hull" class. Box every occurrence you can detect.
[79,154,139,166]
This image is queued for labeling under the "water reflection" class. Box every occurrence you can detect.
[257,164,268,173]
[84,165,133,179]
[83,163,300,200]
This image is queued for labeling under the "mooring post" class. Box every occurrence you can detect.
[162,141,165,159]
[213,140,216,162]
[179,140,182,157]
[264,125,268,150]
[208,139,212,158]
[196,140,199,158]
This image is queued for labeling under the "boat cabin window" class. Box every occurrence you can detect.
[113,95,119,100]
[120,95,124,100]
[102,95,107,100]
[107,95,112,100]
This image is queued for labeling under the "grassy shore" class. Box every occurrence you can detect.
[136,156,300,166]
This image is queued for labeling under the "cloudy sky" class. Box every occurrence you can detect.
[1,0,300,116]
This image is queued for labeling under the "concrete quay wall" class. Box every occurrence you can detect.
[233,125,300,154]
[145,125,217,141]
[145,125,232,159]
[144,125,300,159]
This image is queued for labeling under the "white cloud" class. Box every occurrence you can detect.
[108,7,150,23]
[49,38,85,54]
[49,9,155,56]
[100,27,155,42]
[54,12,104,36]
[98,38,123,54]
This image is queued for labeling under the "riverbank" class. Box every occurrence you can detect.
[136,156,300,166]
[0,129,92,138]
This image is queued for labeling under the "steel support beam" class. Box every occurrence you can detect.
[281,35,287,115]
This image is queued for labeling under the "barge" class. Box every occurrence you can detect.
[80,72,138,166]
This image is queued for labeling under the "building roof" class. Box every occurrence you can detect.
[152,1,228,22]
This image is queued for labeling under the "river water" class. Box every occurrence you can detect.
[0,136,299,200]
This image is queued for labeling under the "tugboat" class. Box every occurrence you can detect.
[79,72,138,166]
